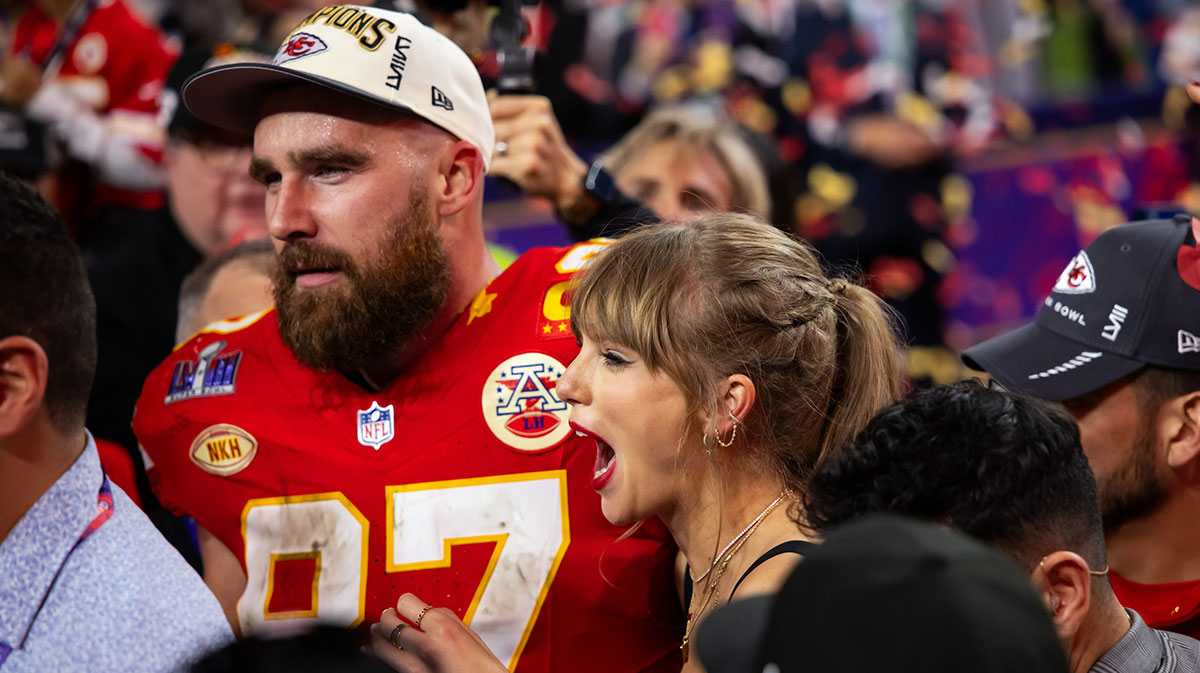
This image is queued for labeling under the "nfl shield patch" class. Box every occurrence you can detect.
[357,401,395,450]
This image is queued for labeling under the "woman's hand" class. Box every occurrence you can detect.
[370,593,509,673]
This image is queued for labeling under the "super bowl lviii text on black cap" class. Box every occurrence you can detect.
[179,5,494,169]
[963,214,1200,402]
[693,515,1068,673]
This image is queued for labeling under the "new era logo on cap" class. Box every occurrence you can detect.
[1053,251,1096,294]
[274,32,328,65]
[431,85,453,110]
[1181,330,1200,355]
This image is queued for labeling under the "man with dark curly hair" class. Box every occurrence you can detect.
[804,380,1200,673]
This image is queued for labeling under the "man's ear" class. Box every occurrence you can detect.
[435,141,484,217]
[1029,551,1092,641]
[0,336,49,437]
[1162,392,1200,469]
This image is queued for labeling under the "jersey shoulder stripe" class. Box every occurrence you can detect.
[172,308,275,352]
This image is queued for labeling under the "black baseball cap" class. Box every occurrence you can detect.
[963,215,1200,401]
[694,515,1067,673]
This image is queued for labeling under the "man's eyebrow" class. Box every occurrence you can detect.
[248,146,371,183]
[248,157,274,183]
[291,146,371,168]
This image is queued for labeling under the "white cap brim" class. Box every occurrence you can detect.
[182,62,417,135]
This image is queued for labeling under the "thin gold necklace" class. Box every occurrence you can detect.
[690,492,786,584]
[680,492,787,663]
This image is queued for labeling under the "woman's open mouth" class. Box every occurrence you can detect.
[572,423,617,491]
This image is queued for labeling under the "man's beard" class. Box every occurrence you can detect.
[1098,417,1168,530]
[272,193,450,373]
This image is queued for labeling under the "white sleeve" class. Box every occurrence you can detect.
[26,82,166,190]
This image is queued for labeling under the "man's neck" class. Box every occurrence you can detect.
[1106,488,1200,584]
[0,422,87,544]
[1068,593,1132,673]
[355,302,464,389]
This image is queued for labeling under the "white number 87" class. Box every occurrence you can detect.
[238,471,570,671]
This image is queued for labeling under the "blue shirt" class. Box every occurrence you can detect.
[1091,609,1200,673]
[0,433,232,672]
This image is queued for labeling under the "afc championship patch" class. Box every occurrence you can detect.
[189,424,257,476]
[165,341,242,404]
[482,353,571,453]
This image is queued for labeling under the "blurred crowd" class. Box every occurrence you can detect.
[6,0,1200,403]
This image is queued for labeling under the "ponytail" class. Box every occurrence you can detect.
[817,283,904,464]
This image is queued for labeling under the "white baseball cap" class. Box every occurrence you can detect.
[182,5,495,169]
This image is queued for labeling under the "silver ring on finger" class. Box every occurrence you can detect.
[496,140,509,157]
[389,622,407,649]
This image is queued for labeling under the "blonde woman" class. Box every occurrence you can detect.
[371,213,903,672]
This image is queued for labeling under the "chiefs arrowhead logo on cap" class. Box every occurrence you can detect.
[1054,251,1096,295]
[273,32,328,66]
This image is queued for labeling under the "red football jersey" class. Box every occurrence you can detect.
[134,244,683,672]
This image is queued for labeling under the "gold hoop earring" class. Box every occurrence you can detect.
[716,411,739,448]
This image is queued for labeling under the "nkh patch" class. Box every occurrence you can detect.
[1054,251,1096,294]
[165,340,242,404]
[357,401,395,450]
[482,353,571,453]
[189,424,257,476]
[273,32,328,65]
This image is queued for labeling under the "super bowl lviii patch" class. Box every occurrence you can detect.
[190,424,258,476]
[165,340,242,404]
[482,353,571,453]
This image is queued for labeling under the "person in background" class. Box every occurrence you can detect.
[175,239,275,343]
[802,380,1200,672]
[0,0,177,224]
[0,173,231,672]
[963,216,1200,640]
[489,95,775,239]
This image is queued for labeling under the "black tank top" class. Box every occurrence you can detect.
[684,539,815,607]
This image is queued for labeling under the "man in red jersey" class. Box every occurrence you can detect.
[132,5,682,672]
[964,215,1200,640]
